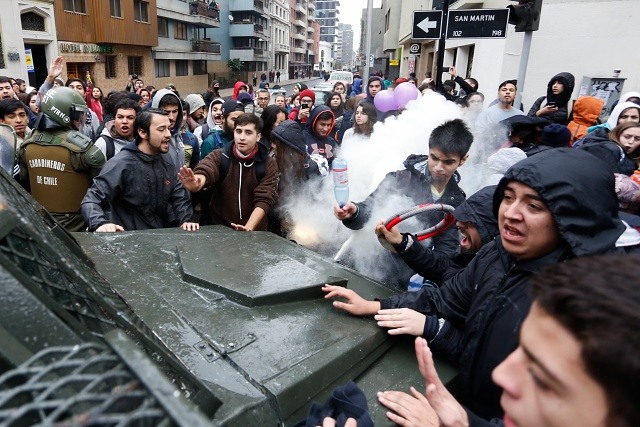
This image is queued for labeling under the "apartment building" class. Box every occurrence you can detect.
[315,0,339,44]
[54,0,157,92]
[228,0,270,73]
[289,0,308,78]
[154,0,221,93]
[270,0,290,77]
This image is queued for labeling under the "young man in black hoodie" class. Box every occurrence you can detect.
[325,148,625,421]
[334,119,472,287]
[304,105,337,168]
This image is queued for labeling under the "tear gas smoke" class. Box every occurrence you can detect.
[282,92,505,285]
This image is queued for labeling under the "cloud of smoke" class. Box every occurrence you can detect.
[282,92,503,284]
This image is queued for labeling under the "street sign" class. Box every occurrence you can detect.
[409,43,422,54]
[446,9,509,39]
[389,59,399,66]
[369,54,374,67]
[412,11,443,40]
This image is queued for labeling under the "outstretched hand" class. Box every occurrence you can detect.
[230,223,252,231]
[375,308,426,336]
[322,284,380,316]
[48,56,64,78]
[377,387,439,427]
[178,166,204,193]
[416,337,468,426]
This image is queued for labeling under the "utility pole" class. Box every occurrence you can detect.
[362,0,373,88]
[435,0,450,89]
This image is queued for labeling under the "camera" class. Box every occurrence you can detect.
[132,74,138,80]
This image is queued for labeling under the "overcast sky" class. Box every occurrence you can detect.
[338,0,382,50]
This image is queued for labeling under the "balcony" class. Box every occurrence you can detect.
[230,47,267,61]
[294,19,305,27]
[307,26,314,33]
[292,46,306,54]
[192,39,221,54]
[274,43,290,53]
[308,1,315,10]
[292,32,305,41]
[230,22,267,37]
[157,1,220,28]
[295,3,306,14]
[229,0,265,14]
[189,1,220,22]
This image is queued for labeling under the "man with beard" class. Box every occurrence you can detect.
[200,99,244,158]
[81,109,198,232]
[93,99,140,160]
[376,185,498,286]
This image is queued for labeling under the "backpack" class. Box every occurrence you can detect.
[101,134,116,160]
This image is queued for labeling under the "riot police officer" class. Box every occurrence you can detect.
[19,86,105,231]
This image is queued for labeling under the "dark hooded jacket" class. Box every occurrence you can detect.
[150,89,186,169]
[578,136,637,176]
[81,142,193,231]
[363,76,390,121]
[379,148,625,421]
[303,105,337,167]
[343,154,466,267]
[392,185,498,285]
[527,72,575,125]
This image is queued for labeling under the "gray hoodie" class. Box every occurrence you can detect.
[193,98,223,146]
[94,120,135,160]
[150,89,186,168]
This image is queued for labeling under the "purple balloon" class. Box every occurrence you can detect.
[373,89,398,113]
[394,82,420,108]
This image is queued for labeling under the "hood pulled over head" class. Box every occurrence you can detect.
[493,148,625,257]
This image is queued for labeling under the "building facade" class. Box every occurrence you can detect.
[379,0,640,110]
[154,0,221,94]
[53,0,158,93]
[315,0,340,44]
[270,0,290,78]
[338,23,354,69]
[0,0,58,88]
[228,0,270,73]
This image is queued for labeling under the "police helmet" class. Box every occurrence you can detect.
[40,86,90,128]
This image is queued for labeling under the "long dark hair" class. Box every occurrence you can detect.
[353,101,377,136]
[261,105,286,142]
[326,91,345,117]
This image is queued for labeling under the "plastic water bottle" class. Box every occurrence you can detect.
[332,158,349,208]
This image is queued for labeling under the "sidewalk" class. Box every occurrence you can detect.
[218,77,319,98]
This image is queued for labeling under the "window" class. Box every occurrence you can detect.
[155,60,170,78]
[66,62,89,80]
[127,56,142,76]
[109,0,122,18]
[134,0,149,23]
[175,22,188,40]
[21,12,46,31]
[158,17,169,37]
[193,60,207,75]
[105,56,117,78]
[63,0,86,14]
[176,60,188,76]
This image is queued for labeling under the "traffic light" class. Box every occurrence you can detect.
[507,0,542,32]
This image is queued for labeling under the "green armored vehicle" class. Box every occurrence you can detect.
[0,128,455,425]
